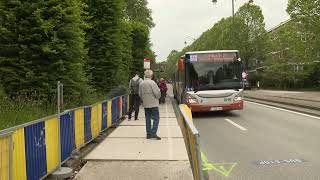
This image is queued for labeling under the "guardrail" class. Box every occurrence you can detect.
[0,95,129,180]
[177,104,204,180]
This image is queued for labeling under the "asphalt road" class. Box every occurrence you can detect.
[193,101,320,180]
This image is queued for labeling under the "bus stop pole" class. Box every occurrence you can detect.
[57,81,62,169]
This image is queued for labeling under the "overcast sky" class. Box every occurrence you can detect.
[148,0,290,62]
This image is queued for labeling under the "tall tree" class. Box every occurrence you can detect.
[164,50,180,78]
[287,0,320,58]
[124,0,155,76]
[286,0,320,88]
[287,0,320,32]
[264,21,313,89]
[85,0,124,94]
[236,2,267,68]
[130,22,150,75]
[164,3,268,80]
[125,0,154,28]
[0,0,89,101]
[118,20,133,86]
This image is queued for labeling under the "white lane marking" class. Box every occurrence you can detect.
[225,119,248,131]
[245,101,320,120]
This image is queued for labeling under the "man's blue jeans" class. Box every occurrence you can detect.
[144,107,160,136]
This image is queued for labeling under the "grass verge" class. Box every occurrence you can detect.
[0,86,127,131]
[0,96,55,130]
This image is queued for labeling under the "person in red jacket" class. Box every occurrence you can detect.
[158,78,167,104]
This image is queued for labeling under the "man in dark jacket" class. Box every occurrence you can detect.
[128,72,143,120]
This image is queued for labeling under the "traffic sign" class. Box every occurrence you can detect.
[144,58,151,69]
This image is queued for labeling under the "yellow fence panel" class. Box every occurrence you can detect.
[107,101,112,127]
[12,128,27,180]
[179,104,203,180]
[0,136,10,180]
[45,117,60,173]
[187,129,200,180]
[75,108,85,149]
[181,104,193,121]
[98,103,102,132]
[91,105,99,138]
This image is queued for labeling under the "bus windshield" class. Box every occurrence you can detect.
[188,59,242,91]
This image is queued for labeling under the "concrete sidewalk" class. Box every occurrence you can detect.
[74,99,193,180]
[245,90,320,116]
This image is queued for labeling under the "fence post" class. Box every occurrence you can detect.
[57,81,60,114]
[57,81,64,114]
[61,83,64,112]
[57,81,63,168]
[9,134,13,180]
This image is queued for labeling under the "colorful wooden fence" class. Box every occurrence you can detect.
[0,95,129,180]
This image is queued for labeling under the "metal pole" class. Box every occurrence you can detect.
[57,81,62,169]
[232,0,235,17]
[212,0,234,16]
[61,83,64,112]
[57,81,61,114]
[9,134,13,180]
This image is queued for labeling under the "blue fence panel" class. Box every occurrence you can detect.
[84,107,92,142]
[125,96,128,114]
[112,99,117,125]
[60,111,75,162]
[122,96,127,115]
[102,101,107,130]
[117,97,121,119]
[24,121,47,180]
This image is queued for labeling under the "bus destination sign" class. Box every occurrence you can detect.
[191,52,237,61]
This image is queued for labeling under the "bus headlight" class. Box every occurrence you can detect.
[187,95,198,104]
[234,96,243,101]
[234,93,243,102]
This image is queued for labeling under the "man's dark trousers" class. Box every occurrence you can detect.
[128,94,140,120]
[144,107,160,136]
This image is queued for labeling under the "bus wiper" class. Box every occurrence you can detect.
[194,86,222,93]
[194,86,204,93]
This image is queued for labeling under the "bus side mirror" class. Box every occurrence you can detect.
[178,58,184,72]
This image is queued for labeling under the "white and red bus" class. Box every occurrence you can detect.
[173,50,245,112]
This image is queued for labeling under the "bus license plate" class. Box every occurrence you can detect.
[210,107,222,111]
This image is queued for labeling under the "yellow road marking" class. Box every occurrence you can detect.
[201,151,237,177]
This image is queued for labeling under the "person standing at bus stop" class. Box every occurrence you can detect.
[139,70,162,140]
[128,72,143,121]
[158,78,167,104]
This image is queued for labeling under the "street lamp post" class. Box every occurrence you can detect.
[184,36,196,46]
[212,0,235,17]
[232,0,235,17]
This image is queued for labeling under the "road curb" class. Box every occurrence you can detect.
[268,95,320,103]
[244,95,320,111]
[245,97,320,117]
